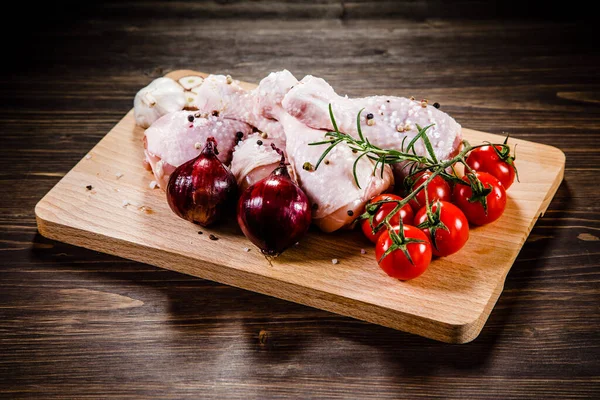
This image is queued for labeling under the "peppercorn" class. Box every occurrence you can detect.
[324,160,330,165]
[366,113,374,120]
[209,234,218,241]
[312,203,319,210]
[433,102,440,109]
[236,131,244,139]
[303,162,313,171]
[347,210,354,216]
[257,140,263,146]
[187,115,194,122]
[86,185,93,191]
[212,110,219,117]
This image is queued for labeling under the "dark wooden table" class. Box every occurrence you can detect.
[2,2,599,398]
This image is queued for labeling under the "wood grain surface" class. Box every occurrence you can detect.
[2,1,600,398]
[35,69,565,344]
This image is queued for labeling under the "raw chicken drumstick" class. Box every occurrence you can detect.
[282,75,462,179]
[254,70,394,232]
[144,111,253,188]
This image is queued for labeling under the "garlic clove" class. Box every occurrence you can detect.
[134,77,186,128]
[178,75,204,90]
[184,92,198,109]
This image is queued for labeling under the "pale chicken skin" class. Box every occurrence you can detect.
[144,110,252,188]
[230,134,287,192]
[191,74,286,140]
[282,75,462,179]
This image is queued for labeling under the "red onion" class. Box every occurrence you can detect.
[237,145,312,256]
[166,137,237,226]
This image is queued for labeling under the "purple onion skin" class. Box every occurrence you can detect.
[237,165,312,256]
[167,138,237,227]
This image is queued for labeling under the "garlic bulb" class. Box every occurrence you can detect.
[134,77,186,128]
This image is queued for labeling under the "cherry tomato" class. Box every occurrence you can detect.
[452,172,506,226]
[361,194,414,244]
[466,145,516,189]
[414,201,469,257]
[375,225,432,280]
[406,172,452,211]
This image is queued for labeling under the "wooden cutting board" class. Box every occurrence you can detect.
[35,70,565,343]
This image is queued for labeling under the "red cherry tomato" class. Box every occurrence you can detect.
[414,201,469,257]
[361,194,414,244]
[407,172,452,211]
[375,225,432,280]
[466,145,516,189]
[452,172,506,226]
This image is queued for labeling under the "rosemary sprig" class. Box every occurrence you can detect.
[308,104,433,188]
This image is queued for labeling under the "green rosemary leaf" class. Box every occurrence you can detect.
[314,139,341,170]
[406,124,434,154]
[328,103,339,133]
[309,139,337,146]
[352,152,369,188]
[419,126,438,163]
[356,108,366,142]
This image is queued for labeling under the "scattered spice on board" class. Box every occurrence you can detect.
[86,185,93,191]
[138,206,153,214]
[209,234,219,241]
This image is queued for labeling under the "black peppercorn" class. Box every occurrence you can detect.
[209,234,218,241]
[312,203,319,210]
[433,102,440,109]
[347,210,354,216]
[187,115,194,122]
[236,131,244,139]
[212,110,219,116]
[366,113,374,120]
[257,140,263,146]
[86,185,93,191]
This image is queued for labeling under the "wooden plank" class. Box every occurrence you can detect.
[34,70,565,343]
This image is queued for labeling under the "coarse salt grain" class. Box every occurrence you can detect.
[149,180,158,189]
[332,259,339,265]
[122,200,130,207]
[360,249,366,254]
[243,247,250,252]
[115,172,123,179]
[85,154,92,160]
